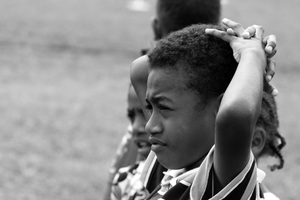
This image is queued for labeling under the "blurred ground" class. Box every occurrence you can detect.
[0,0,298,199]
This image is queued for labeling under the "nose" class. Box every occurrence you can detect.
[145,114,162,135]
[132,114,146,137]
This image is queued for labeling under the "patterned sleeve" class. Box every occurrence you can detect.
[103,125,138,200]
[111,162,150,200]
[109,125,138,179]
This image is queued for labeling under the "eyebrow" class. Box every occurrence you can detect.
[145,96,174,105]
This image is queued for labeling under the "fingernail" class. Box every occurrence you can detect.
[222,18,229,23]
[272,89,279,96]
[242,32,250,39]
[266,46,273,53]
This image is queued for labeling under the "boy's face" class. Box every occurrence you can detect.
[145,68,216,169]
[127,85,151,160]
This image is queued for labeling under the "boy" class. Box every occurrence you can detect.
[131,19,277,199]
[104,1,224,198]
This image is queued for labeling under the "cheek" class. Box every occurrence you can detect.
[167,120,202,148]
[171,120,205,150]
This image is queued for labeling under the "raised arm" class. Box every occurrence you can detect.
[206,19,268,187]
[130,55,151,120]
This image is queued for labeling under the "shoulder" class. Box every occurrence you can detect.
[191,150,264,200]
[111,162,149,200]
[113,163,140,184]
[263,192,280,200]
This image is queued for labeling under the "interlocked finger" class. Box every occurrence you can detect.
[263,78,279,96]
[205,28,231,42]
[226,28,236,36]
[265,58,276,82]
[242,26,256,39]
[263,35,277,57]
[252,25,264,39]
[222,18,245,37]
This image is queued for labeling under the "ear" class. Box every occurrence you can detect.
[214,93,224,114]
[208,94,223,116]
[151,17,163,40]
[252,126,267,158]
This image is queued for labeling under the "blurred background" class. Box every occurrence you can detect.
[0,0,298,199]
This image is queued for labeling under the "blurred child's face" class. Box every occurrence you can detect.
[145,68,216,169]
[127,85,151,160]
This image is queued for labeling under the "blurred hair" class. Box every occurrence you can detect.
[257,92,286,171]
[156,0,220,34]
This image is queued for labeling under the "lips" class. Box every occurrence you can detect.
[149,137,166,152]
[148,137,166,146]
[134,138,151,148]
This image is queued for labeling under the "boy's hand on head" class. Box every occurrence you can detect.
[206,18,279,96]
[221,18,245,37]
[239,26,277,57]
[242,26,278,96]
[205,18,266,63]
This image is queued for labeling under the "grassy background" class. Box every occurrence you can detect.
[0,0,298,199]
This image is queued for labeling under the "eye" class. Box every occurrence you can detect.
[158,104,170,111]
[145,103,153,112]
[127,110,135,123]
[145,99,153,113]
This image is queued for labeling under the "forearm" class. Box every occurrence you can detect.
[220,49,266,122]
[214,49,267,187]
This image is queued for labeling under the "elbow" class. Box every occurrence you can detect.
[130,58,140,86]
[130,55,149,87]
[216,100,259,131]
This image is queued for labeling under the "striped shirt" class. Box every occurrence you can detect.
[141,146,266,200]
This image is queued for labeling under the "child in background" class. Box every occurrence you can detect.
[104,116,138,200]
[109,84,157,200]
[151,0,220,40]
[126,84,151,162]
[252,92,286,200]
[131,19,278,199]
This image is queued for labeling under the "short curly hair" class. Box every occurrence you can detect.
[156,0,221,34]
[148,24,237,104]
[257,92,286,171]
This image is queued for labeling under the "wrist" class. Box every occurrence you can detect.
[241,48,265,59]
[241,49,267,67]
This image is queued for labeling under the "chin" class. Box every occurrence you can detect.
[157,156,184,170]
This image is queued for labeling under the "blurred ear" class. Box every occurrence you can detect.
[151,17,163,40]
[252,126,267,158]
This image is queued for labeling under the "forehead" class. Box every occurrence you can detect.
[146,68,191,101]
[148,68,180,90]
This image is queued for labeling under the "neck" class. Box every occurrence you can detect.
[185,152,208,171]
